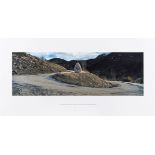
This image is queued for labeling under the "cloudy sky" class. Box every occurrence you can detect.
[29,52,107,61]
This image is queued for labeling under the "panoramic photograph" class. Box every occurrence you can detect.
[12,52,144,96]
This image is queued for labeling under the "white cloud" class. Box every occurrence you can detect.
[29,52,106,61]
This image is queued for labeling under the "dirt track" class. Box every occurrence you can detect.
[12,73,144,96]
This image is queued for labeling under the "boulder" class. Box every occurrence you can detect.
[74,62,82,73]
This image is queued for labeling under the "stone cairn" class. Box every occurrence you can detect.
[74,62,82,73]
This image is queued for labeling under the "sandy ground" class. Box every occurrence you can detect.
[12,73,144,96]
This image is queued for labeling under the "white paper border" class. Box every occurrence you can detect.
[0,38,154,115]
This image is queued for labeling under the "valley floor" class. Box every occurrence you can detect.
[12,73,144,96]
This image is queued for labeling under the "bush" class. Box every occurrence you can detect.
[135,78,143,84]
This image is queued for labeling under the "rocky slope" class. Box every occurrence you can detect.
[49,52,143,83]
[51,72,118,88]
[12,52,67,75]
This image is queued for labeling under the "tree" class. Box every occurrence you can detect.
[40,56,46,61]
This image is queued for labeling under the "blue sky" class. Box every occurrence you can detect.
[29,52,107,61]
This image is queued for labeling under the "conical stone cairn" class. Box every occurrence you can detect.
[74,62,82,73]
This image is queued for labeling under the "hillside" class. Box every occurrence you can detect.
[12,52,67,75]
[48,52,143,83]
[87,52,143,83]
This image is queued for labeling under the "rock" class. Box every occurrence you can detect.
[74,62,82,73]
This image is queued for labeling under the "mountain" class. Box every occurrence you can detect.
[48,58,88,71]
[48,52,143,83]
[87,52,143,82]
[12,52,67,75]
